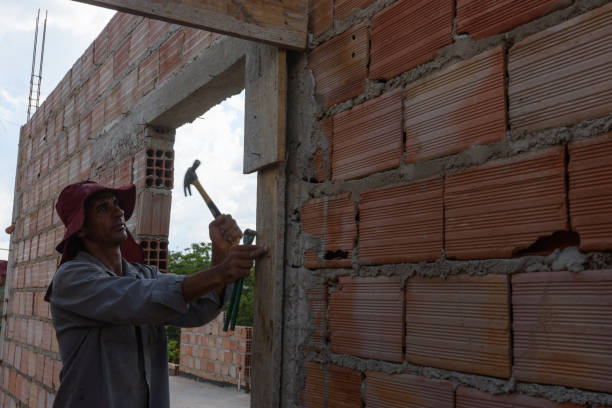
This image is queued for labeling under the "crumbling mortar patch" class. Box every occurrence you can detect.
[301,247,612,283]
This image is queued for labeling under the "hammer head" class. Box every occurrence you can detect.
[183,159,201,196]
[242,229,256,245]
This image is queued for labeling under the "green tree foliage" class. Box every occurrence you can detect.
[165,242,254,363]
[169,242,212,276]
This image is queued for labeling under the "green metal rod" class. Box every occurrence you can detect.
[223,282,240,331]
[222,229,256,332]
[229,277,244,331]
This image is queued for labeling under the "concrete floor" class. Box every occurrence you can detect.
[169,375,250,408]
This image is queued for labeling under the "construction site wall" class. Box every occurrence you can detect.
[0,13,225,407]
[180,313,252,389]
[285,0,612,407]
[2,0,612,407]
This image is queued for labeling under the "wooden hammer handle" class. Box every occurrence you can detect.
[192,179,222,218]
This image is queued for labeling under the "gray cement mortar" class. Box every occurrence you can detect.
[281,0,612,406]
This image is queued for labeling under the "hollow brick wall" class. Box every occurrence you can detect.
[179,314,253,389]
[285,0,612,407]
[0,12,223,407]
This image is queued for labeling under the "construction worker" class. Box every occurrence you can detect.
[45,181,266,408]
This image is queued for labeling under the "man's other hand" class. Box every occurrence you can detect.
[217,245,268,285]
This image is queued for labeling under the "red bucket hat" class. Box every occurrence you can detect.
[54,181,144,264]
[46,181,144,301]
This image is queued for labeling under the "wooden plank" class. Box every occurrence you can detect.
[252,163,285,408]
[73,0,308,50]
[244,44,287,174]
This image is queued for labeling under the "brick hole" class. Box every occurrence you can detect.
[145,179,153,187]
[155,150,163,158]
[164,151,172,159]
[146,149,154,157]
[155,159,163,167]
[164,180,172,188]
[155,179,163,187]
[324,249,349,260]
[513,231,581,257]
[160,242,167,250]
[150,241,157,250]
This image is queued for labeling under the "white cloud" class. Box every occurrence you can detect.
[0,1,115,38]
[0,90,20,108]
[169,91,257,252]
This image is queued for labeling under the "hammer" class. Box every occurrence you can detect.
[184,159,221,218]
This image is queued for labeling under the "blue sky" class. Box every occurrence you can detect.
[0,1,255,259]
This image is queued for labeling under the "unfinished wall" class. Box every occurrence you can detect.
[284,0,612,407]
[180,314,252,389]
[0,11,245,407]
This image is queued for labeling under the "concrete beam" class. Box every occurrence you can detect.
[72,0,308,50]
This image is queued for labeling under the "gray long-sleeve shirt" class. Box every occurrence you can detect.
[49,251,231,408]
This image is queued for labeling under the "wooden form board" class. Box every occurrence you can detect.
[252,163,286,408]
[244,44,287,173]
[73,0,308,50]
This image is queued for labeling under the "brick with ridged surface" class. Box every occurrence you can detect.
[302,193,357,268]
[329,365,361,408]
[308,25,368,106]
[159,30,184,83]
[138,51,158,98]
[332,89,403,180]
[113,35,131,79]
[568,133,612,251]
[94,26,109,65]
[445,147,567,259]
[366,372,453,408]
[371,0,453,79]
[359,177,443,264]
[509,3,612,132]
[307,285,327,349]
[457,387,583,407]
[513,270,612,393]
[405,46,506,163]
[330,276,403,362]
[309,0,333,37]
[130,20,148,62]
[406,274,511,378]
[457,0,570,39]
[183,28,214,62]
[301,362,325,408]
[335,0,376,20]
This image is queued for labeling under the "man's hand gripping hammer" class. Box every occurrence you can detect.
[183,159,255,331]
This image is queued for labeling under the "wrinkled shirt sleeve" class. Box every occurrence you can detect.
[50,260,191,325]
[168,281,234,328]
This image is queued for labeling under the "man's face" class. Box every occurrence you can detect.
[79,191,128,247]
